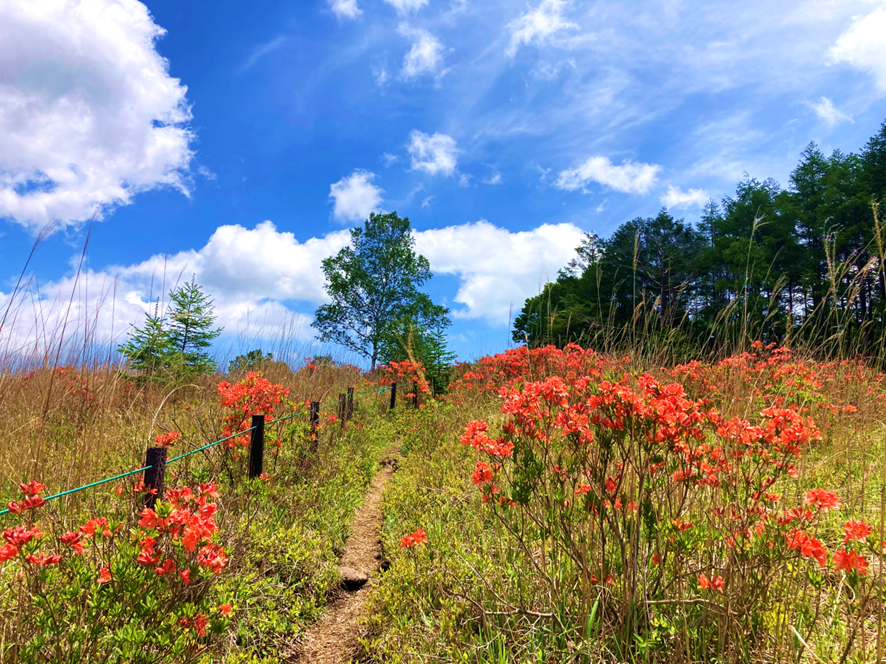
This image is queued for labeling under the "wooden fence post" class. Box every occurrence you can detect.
[412,380,419,409]
[347,387,354,420]
[390,382,397,411]
[248,413,265,479]
[309,401,321,455]
[338,394,347,423]
[143,447,167,509]
[310,400,320,438]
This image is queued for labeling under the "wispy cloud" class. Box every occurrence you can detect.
[327,0,362,20]
[407,131,459,176]
[398,24,445,80]
[238,36,286,73]
[806,97,853,128]
[661,185,708,209]
[384,0,428,15]
[485,171,502,185]
[506,0,578,57]
[556,156,660,194]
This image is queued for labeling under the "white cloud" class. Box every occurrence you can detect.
[374,67,390,86]
[507,0,578,57]
[384,0,429,14]
[0,221,351,359]
[415,220,585,324]
[0,0,194,232]
[407,131,459,176]
[1,219,583,356]
[328,0,362,19]
[556,156,660,194]
[398,25,445,79]
[485,171,503,185]
[421,195,435,208]
[381,152,398,167]
[661,185,708,209]
[238,36,286,72]
[660,186,710,208]
[807,96,853,127]
[830,5,886,90]
[329,170,384,223]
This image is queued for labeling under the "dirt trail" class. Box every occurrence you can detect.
[295,456,396,663]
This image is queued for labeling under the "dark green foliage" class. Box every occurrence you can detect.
[513,119,886,358]
[119,279,222,378]
[313,212,452,372]
[166,277,223,374]
[117,306,173,375]
[228,349,274,376]
[381,299,455,394]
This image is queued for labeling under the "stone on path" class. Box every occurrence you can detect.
[338,566,369,591]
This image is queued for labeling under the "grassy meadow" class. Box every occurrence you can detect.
[0,336,883,662]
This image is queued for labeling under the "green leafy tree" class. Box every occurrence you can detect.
[313,211,450,370]
[165,277,223,374]
[228,349,274,376]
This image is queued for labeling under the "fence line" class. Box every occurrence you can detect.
[0,383,402,518]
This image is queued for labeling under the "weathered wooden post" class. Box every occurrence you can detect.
[143,447,167,509]
[412,380,419,409]
[248,413,265,479]
[347,387,355,420]
[390,382,397,411]
[310,401,320,435]
[338,394,347,423]
[309,401,321,455]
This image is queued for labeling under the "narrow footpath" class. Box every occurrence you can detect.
[295,455,397,663]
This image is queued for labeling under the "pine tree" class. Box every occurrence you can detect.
[118,303,173,375]
[118,280,222,378]
[166,277,223,374]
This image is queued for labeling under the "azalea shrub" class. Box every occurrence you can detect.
[0,481,232,663]
[0,360,395,662]
[380,360,432,398]
[367,344,885,663]
[217,371,290,450]
[460,371,876,656]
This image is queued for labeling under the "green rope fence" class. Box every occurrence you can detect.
[0,383,399,517]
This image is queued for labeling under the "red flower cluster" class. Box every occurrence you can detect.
[8,480,47,513]
[804,489,841,512]
[217,372,289,449]
[843,520,871,543]
[400,527,427,548]
[154,431,181,447]
[1,525,43,563]
[381,360,432,394]
[785,530,828,567]
[698,574,725,593]
[178,613,209,637]
[834,548,869,576]
[138,484,225,577]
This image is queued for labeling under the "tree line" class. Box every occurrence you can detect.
[513,119,886,358]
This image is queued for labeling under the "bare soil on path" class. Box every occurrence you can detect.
[295,455,397,663]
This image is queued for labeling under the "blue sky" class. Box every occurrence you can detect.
[2,0,886,365]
